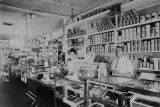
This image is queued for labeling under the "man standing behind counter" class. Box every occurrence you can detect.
[111,46,134,77]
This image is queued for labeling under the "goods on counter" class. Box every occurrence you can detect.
[89,86,107,98]
[49,65,68,79]
[78,62,98,82]
[136,56,160,71]
[101,89,124,106]
[56,86,65,98]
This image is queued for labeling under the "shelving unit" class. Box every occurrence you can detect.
[67,10,110,28]
[117,18,160,30]
[66,1,160,58]
[20,59,32,83]
[86,76,160,107]
[67,28,115,41]
[64,0,160,68]
[38,34,64,65]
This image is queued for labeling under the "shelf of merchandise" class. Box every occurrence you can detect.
[67,28,115,40]
[65,5,117,62]
[65,23,116,61]
[117,18,160,31]
[67,10,110,28]
[65,2,160,54]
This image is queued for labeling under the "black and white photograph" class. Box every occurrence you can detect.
[0,0,160,107]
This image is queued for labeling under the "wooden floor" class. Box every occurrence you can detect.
[0,76,32,107]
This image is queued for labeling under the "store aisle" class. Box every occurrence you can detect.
[0,76,32,107]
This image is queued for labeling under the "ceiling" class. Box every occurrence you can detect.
[0,5,64,40]
[0,0,121,40]
[0,0,120,16]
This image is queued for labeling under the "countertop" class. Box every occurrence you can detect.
[89,76,160,97]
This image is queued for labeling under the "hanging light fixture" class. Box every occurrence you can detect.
[25,13,28,45]
[70,3,74,21]
[3,22,15,52]
[26,13,36,19]
[24,12,36,45]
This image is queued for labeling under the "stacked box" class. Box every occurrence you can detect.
[146,25,150,38]
[155,22,160,37]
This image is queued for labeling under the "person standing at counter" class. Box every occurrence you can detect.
[111,46,134,77]
[67,48,80,81]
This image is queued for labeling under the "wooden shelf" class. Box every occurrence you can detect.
[67,35,84,40]
[68,45,84,48]
[140,36,160,40]
[117,18,160,30]
[89,42,114,46]
[85,29,115,36]
[135,69,160,73]
[118,36,160,43]
[91,53,115,56]
[124,51,160,54]
[35,66,47,68]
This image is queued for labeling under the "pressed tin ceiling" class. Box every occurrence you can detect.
[0,0,120,16]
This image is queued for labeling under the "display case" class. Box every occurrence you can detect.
[130,93,160,107]
[86,76,160,107]
[61,78,85,107]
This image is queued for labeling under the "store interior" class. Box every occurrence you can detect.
[1,0,160,107]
